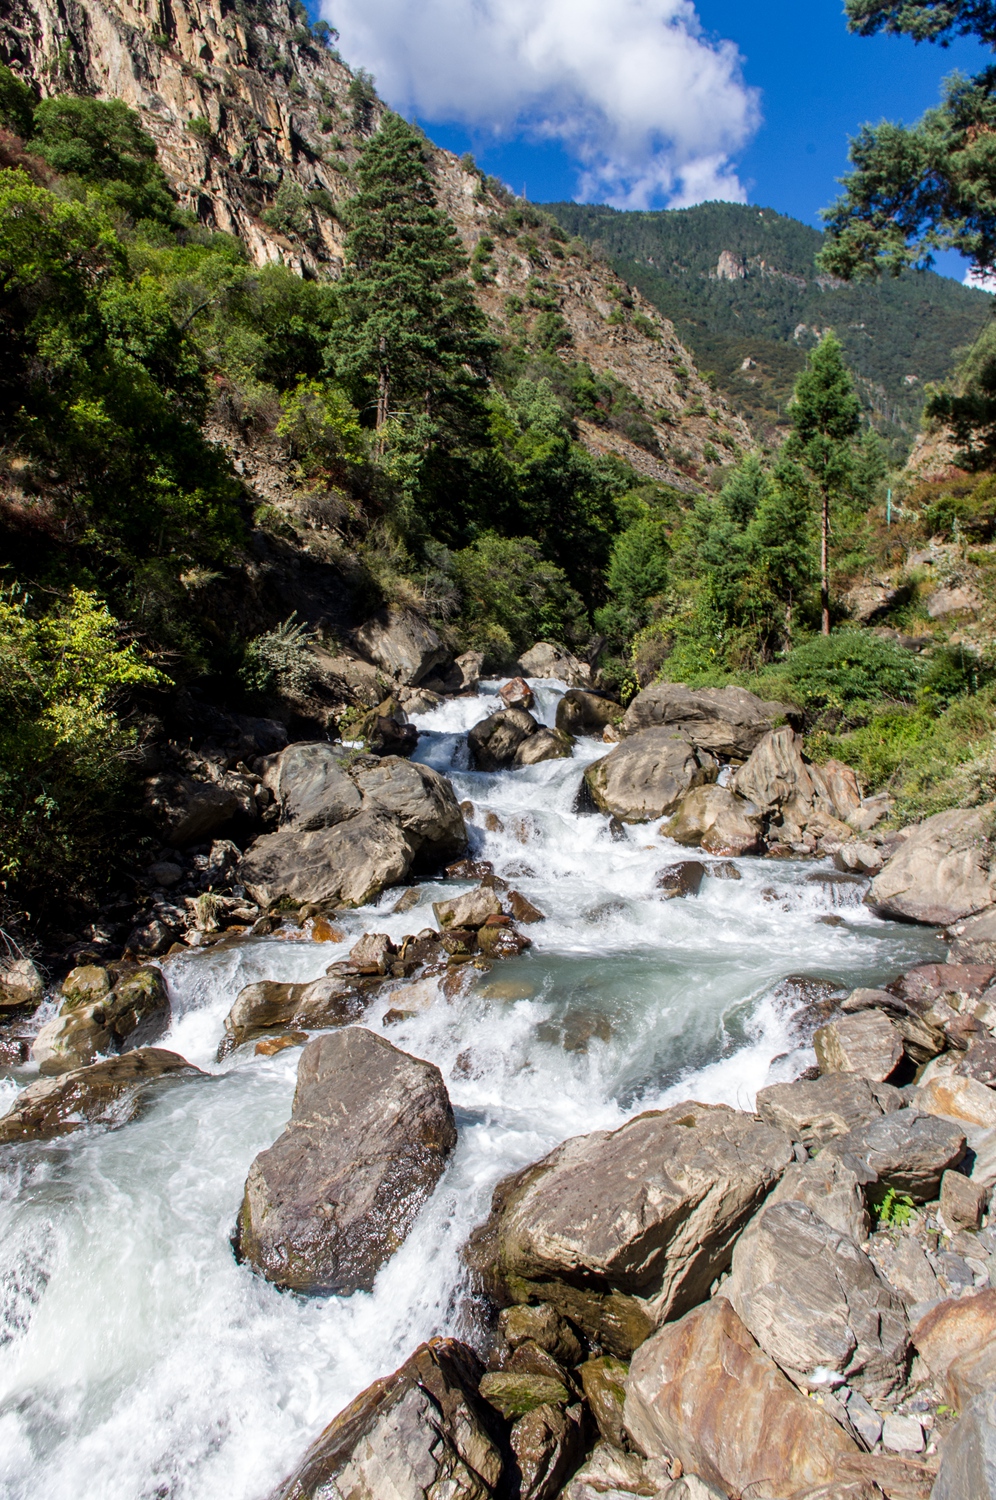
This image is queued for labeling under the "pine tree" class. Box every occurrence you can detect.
[784,334,861,634]
[747,457,817,642]
[334,112,494,437]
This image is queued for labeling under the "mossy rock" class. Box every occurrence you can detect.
[478,1371,568,1420]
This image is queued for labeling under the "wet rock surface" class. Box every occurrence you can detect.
[0,1049,201,1144]
[235,1028,457,1294]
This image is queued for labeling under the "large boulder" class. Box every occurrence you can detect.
[350,758,467,865]
[918,1072,996,1129]
[583,730,718,824]
[732,729,856,846]
[469,1102,793,1355]
[868,805,996,925]
[555,691,620,739]
[0,1049,200,1145]
[221,975,368,1052]
[276,743,362,831]
[468,709,539,772]
[235,1028,457,1294]
[0,956,43,1015]
[723,1200,909,1398]
[239,812,413,909]
[929,1390,996,1500]
[515,728,573,766]
[621,682,800,757]
[661,784,763,856]
[813,1010,904,1082]
[755,1072,905,1149]
[948,907,996,964]
[912,1291,996,1404]
[517,642,590,687]
[271,1338,507,1500]
[31,965,171,1074]
[824,1110,966,1201]
[353,606,448,686]
[769,1152,874,1243]
[624,1297,858,1499]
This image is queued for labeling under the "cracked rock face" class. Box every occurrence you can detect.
[723,1199,909,1399]
[271,1338,507,1500]
[469,1101,793,1356]
[234,1027,457,1295]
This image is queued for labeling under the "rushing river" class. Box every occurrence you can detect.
[0,678,942,1499]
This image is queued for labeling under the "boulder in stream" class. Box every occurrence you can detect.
[235,1027,457,1294]
[813,1009,905,1082]
[276,743,362,831]
[624,1297,859,1499]
[239,811,413,910]
[517,642,590,686]
[732,728,857,848]
[221,974,368,1052]
[661,784,763,856]
[0,1049,201,1144]
[869,805,996,924]
[515,728,573,766]
[468,708,539,771]
[755,1069,905,1148]
[270,1338,507,1500]
[468,1101,793,1355]
[353,606,449,686]
[621,682,800,757]
[349,758,467,865]
[0,957,44,1015]
[583,729,718,824]
[555,690,620,739]
[32,965,171,1074]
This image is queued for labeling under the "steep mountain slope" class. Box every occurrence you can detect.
[546,199,993,453]
[0,0,748,488]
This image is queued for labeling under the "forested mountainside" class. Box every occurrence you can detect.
[546,199,993,454]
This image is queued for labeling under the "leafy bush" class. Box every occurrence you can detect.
[240,615,317,697]
[920,644,993,709]
[31,95,178,226]
[276,379,367,471]
[0,587,162,921]
[784,630,923,708]
[450,534,587,669]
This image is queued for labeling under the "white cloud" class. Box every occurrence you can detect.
[321,0,760,208]
[965,267,996,293]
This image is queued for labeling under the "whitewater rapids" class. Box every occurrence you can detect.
[0,679,940,1499]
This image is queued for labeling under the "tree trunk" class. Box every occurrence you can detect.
[820,486,830,636]
[376,336,389,430]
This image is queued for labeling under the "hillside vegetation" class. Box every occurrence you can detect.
[546,199,992,453]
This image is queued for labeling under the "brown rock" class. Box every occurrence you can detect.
[478,924,532,960]
[624,1298,858,1498]
[769,1152,874,1243]
[508,891,545,923]
[61,965,112,1008]
[0,956,44,1014]
[723,1200,909,1398]
[732,729,857,844]
[825,1111,966,1201]
[583,729,717,823]
[347,932,396,975]
[434,886,504,930]
[655,861,707,899]
[239,812,413,910]
[468,709,539,771]
[254,1033,308,1057]
[270,1338,506,1500]
[497,1304,583,1368]
[0,1049,201,1144]
[470,1102,793,1355]
[353,606,448,685]
[500,676,535,710]
[661,784,763,857]
[221,975,365,1052]
[939,1168,987,1232]
[912,1290,996,1398]
[510,1402,584,1500]
[869,806,996,925]
[918,1073,996,1129]
[514,727,574,765]
[579,1357,629,1449]
[234,1028,457,1294]
[555,690,620,738]
[622,681,799,757]
[755,1072,904,1149]
[814,1010,904,1083]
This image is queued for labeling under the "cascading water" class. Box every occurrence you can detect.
[0,679,941,1499]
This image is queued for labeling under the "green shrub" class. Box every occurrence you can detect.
[32,95,178,225]
[240,615,317,697]
[0,587,163,921]
[0,64,34,139]
[451,534,587,669]
[784,630,923,708]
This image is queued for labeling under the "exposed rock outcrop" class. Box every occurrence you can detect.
[235,1028,456,1294]
[517,643,591,686]
[868,805,996,924]
[622,682,800,757]
[353,607,449,687]
[732,728,859,850]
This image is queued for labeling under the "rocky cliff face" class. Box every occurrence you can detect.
[0,0,748,488]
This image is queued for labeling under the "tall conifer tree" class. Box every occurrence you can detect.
[334,111,494,437]
[785,334,862,634]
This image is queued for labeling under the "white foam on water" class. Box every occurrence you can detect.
[0,678,942,1499]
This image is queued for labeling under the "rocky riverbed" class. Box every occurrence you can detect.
[3,668,995,1499]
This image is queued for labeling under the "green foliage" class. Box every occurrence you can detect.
[0,586,162,920]
[0,64,35,139]
[240,615,316,698]
[276,379,367,471]
[920,643,994,707]
[871,1185,916,1229]
[262,179,312,240]
[547,198,989,452]
[32,96,178,226]
[449,533,587,669]
[595,519,670,642]
[784,630,924,707]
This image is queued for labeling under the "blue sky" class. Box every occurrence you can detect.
[320,0,990,278]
